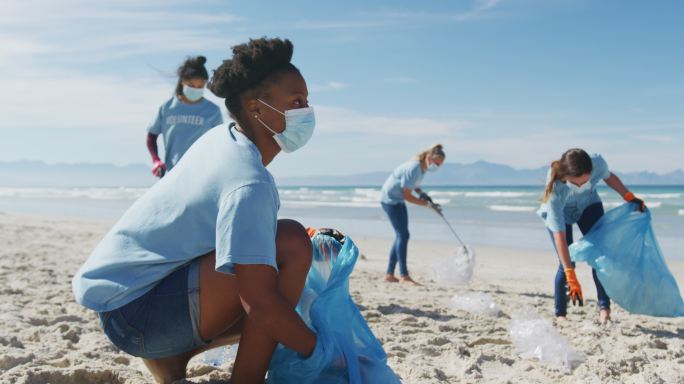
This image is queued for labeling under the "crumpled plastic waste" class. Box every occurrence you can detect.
[509,310,584,372]
[450,292,500,316]
[432,245,476,286]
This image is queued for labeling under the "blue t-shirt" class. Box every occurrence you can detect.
[73,123,279,312]
[380,160,425,204]
[537,154,612,232]
[147,96,223,169]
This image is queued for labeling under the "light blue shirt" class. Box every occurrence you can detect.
[147,96,223,169]
[73,123,279,312]
[537,154,612,232]
[381,160,425,204]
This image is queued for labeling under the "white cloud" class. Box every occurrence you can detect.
[294,0,504,31]
[0,67,170,132]
[635,135,675,143]
[315,106,471,137]
[309,81,349,93]
[0,1,241,61]
[0,35,56,55]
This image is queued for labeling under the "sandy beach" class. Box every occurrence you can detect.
[1,212,683,384]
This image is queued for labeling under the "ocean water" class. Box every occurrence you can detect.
[1,185,682,259]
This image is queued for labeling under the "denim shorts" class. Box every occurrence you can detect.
[98,258,209,359]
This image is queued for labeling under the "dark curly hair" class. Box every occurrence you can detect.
[175,56,209,96]
[208,37,301,119]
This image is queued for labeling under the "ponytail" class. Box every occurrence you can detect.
[542,160,562,202]
[414,144,445,162]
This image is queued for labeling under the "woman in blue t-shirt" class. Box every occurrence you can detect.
[538,148,645,322]
[146,56,223,177]
[73,38,318,383]
[380,144,445,285]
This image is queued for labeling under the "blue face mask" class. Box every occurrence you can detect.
[182,84,204,102]
[256,99,316,153]
[427,163,439,172]
[566,180,591,194]
[426,157,441,172]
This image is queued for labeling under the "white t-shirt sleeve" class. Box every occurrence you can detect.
[215,182,279,274]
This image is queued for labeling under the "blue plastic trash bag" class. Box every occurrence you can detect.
[267,232,401,383]
[570,203,684,317]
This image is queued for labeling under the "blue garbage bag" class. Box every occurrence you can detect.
[570,203,684,317]
[267,233,401,383]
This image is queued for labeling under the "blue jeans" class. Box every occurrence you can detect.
[547,202,610,316]
[382,202,410,276]
[98,258,208,359]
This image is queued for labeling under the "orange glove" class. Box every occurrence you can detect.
[623,192,645,212]
[564,268,584,306]
[306,227,345,243]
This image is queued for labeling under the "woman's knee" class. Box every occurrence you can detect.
[275,219,312,269]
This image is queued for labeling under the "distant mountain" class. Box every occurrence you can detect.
[278,161,684,186]
[0,161,154,187]
[0,160,682,187]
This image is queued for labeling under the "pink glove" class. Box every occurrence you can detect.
[152,159,166,178]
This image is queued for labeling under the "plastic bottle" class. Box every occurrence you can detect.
[202,344,238,367]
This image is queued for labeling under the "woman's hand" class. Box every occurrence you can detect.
[623,192,646,212]
[152,159,167,178]
[563,268,584,306]
[403,188,430,207]
[604,173,646,211]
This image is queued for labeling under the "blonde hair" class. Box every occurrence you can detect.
[414,144,445,162]
[542,160,563,203]
[542,148,593,202]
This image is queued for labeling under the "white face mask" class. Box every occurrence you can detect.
[566,180,591,194]
[182,84,204,102]
[255,99,316,153]
[426,156,441,172]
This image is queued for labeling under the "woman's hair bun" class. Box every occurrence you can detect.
[177,55,209,80]
[209,37,294,99]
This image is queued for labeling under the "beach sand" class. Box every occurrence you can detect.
[1,213,683,383]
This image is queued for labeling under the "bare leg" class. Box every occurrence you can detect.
[599,308,611,323]
[141,318,244,383]
[231,219,312,383]
[384,274,399,283]
[140,249,245,383]
[140,219,312,384]
[400,275,420,285]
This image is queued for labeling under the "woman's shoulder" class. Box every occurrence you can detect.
[161,95,185,111]
[590,153,606,163]
[401,159,421,170]
[548,180,568,201]
[589,153,610,179]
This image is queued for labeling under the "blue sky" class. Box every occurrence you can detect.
[1,0,682,177]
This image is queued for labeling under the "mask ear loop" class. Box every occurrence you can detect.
[253,114,278,135]
[257,99,285,116]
